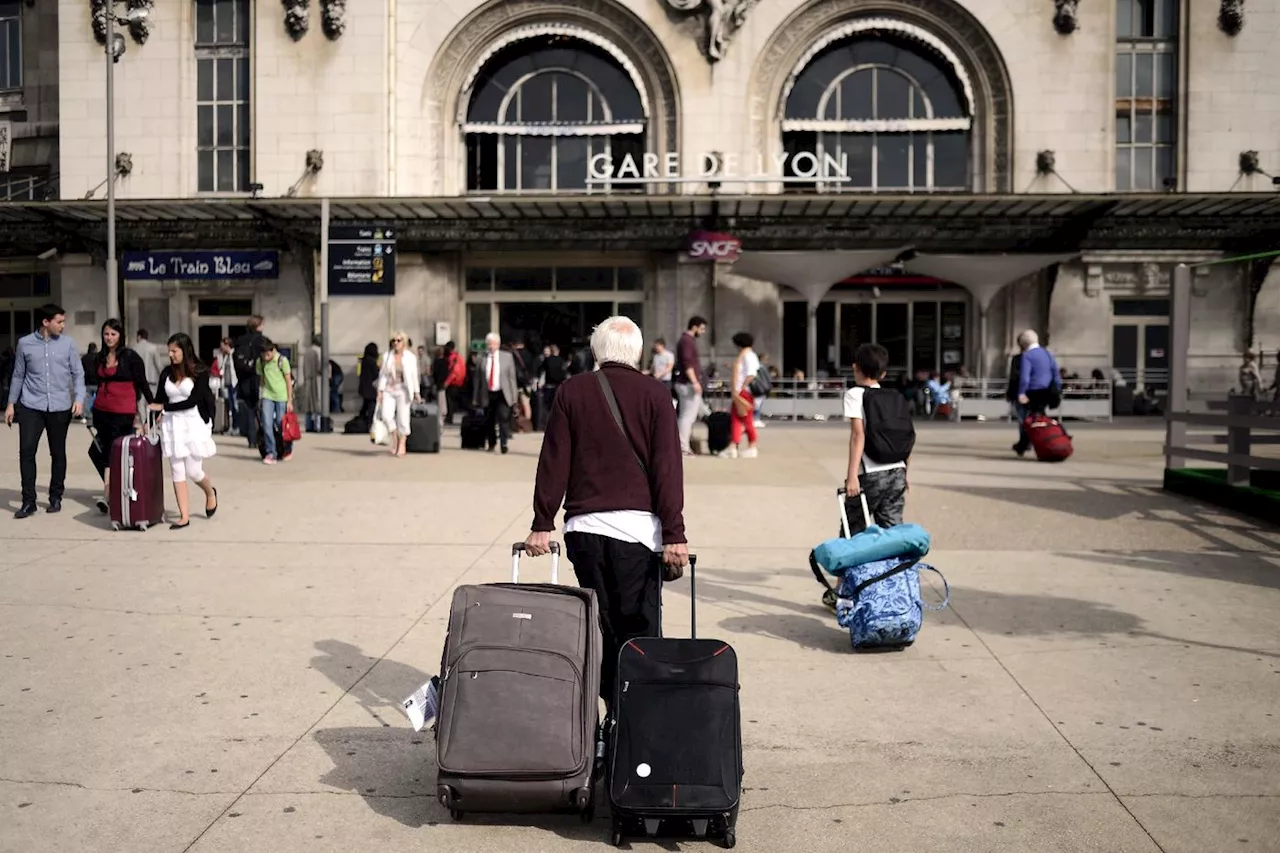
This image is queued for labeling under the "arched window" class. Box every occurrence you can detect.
[782,32,972,192]
[464,34,647,193]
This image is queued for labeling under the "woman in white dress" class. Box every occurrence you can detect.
[376,332,422,457]
[149,333,219,529]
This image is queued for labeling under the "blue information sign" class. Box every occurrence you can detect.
[122,250,280,281]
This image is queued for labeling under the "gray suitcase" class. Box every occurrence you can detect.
[436,542,602,820]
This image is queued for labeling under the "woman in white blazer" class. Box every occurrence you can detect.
[376,332,422,457]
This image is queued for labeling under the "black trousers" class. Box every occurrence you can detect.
[565,532,662,704]
[484,396,512,449]
[90,410,135,481]
[16,405,73,505]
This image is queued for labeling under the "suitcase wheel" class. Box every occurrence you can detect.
[723,828,737,849]
[610,829,625,848]
[572,787,591,811]
[449,808,464,821]
[110,522,121,531]
[137,522,149,532]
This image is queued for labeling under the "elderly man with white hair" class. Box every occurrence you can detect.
[1012,329,1062,457]
[471,331,520,453]
[524,315,689,704]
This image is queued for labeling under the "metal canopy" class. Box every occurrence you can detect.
[2,192,1280,256]
[733,248,910,378]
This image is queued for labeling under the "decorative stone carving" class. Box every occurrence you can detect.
[1052,0,1079,35]
[91,0,107,45]
[1218,0,1244,36]
[282,0,309,41]
[1085,264,1103,296]
[321,0,346,40]
[127,0,152,44]
[664,0,758,62]
[748,0,1013,192]
[1139,262,1161,293]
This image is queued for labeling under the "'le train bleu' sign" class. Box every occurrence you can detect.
[122,251,280,281]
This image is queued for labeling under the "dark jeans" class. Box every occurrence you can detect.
[444,387,464,423]
[565,532,662,704]
[842,467,908,535]
[330,375,344,413]
[16,405,73,505]
[483,396,512,449]
[1014,387,1057,451]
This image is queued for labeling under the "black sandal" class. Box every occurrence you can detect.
[206,488,218,519]
[95,499,108,514]
[169,520,190,530]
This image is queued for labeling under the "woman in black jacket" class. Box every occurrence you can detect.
[149,333,218,529]
[90,319,156,513]
[357,342,380,423]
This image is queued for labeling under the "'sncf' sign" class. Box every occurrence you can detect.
[684,231,741,263]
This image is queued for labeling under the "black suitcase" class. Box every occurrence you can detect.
[461,410,488,450]
[406,403,441,453]
[607,556,742,848]
[706,411,732,455]
[343,415,370,434]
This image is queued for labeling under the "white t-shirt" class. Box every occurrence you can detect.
[842,383,908,474]
[734,350,761,394]
[565,510,662,552]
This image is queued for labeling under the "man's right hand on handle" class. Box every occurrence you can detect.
[661,543,689,581]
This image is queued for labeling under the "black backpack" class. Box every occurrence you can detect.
[748,365,772,398]
[232,334,261,380]
[862,387,916,464]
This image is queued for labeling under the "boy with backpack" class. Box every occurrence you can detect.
[842,343,916,534]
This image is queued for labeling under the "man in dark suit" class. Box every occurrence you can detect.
[472,332,520,453]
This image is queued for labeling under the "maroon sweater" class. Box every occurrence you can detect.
[532,363,687,545]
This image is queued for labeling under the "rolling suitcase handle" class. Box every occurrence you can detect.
[510,541,560,584]
[657,554,697,639]
[835,486,873,537]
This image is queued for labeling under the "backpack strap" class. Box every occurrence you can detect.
[917,565,951,611]
[808,550,836,593]
[849,557,921,600]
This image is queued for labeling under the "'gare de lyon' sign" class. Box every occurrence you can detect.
[587,150,851,183]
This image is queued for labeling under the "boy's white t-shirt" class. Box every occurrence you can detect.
[842,383,909,474]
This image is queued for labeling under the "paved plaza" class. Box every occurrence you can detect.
[1,420,1278,853]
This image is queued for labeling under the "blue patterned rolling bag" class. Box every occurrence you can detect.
[834,558,950,651]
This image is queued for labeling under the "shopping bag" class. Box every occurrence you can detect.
[281,411,303,442]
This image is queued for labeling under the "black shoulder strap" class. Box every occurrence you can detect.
[851,558,921,600]
[595,370,649,480]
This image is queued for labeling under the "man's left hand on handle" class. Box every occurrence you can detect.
[524,530,552,558]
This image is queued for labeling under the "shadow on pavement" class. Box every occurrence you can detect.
[311,640,437,729]
[312,726,608,840]
[949,587,1144,638]
[1068,549,1280,591]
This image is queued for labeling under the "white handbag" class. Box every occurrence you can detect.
[370,404,390,445]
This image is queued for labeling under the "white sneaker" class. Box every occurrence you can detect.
[717,446,738,459]
[740,447,758,458]
[754,420,766,429]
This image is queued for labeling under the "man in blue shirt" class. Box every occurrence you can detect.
[1012,329,1061,457]
[4,303,86,518]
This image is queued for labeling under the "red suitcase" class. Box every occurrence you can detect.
[1024,414,1073,462]
[109,433,166,531]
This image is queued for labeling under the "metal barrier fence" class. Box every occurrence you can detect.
[1166,392,1280,484]
[703,378,1113,422]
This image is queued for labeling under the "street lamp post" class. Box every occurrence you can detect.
[103,3,146,320]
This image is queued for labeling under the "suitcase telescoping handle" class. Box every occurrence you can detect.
[657,554,697,639]
[836,486,872,537]
[510,541,560,584]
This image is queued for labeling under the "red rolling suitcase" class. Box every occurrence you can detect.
[109,432,166,531]
[1024,414,1073,462]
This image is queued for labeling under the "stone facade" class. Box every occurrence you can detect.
[35,0,1280,383]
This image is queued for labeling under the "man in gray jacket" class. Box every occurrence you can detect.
[472,332,519,454]
[4,303,85,518]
